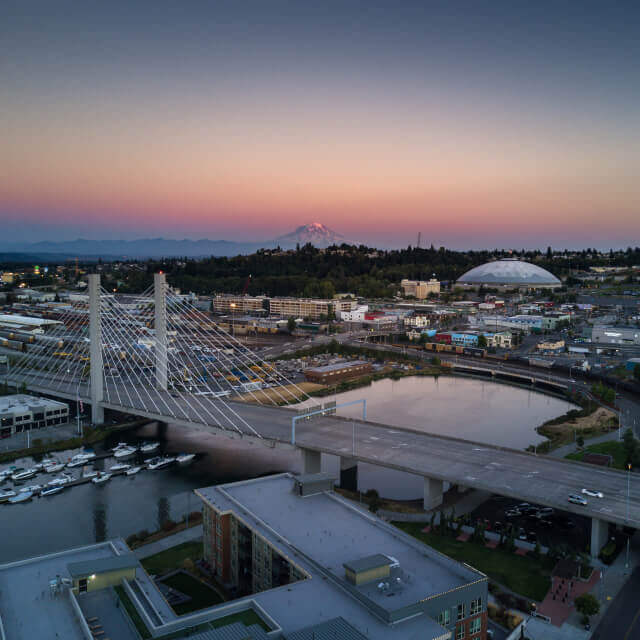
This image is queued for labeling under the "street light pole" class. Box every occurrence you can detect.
[626,463,631,570]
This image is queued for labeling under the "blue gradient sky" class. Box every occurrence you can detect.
[2,1,639,248]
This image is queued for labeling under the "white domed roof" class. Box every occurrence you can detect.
[457,259,560,286]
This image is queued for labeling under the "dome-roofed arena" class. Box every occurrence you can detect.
[457,258,561,289]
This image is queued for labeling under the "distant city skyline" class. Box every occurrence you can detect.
[2,1,639,249]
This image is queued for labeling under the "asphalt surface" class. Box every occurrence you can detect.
[6,366,640,530]
[591,567,640,640]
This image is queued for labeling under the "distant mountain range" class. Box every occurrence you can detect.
[0,223,356,261]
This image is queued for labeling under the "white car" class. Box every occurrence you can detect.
[582,488,604,499]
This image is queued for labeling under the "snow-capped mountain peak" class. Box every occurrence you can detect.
[274,222,346,247]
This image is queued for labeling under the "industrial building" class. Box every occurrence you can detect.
[0,394,69,438]
[303,360,372,384]
[0,313,62,333]
[592,326,640,345]
[400,278,441,298]
[197,473,488,639]
[457,259,561,289]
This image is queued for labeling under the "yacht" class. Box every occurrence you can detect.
[41,486,64,497]
[67,452,96,468]
[47,473,73,487]
[8,491,33,504]
[139,442,159,454]
[11,468,38,482]
[126,466,142,476]
[92,472,112,485]
[0,489,17,502]
[44,463,65,474]
[113,446,137,460]
[109,463,131,472]
[146,456,175,470]
[176,453,196,466]
[19,484,43,493]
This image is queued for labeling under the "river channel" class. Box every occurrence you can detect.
[0,375,574,562]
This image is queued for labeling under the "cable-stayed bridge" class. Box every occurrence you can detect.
[2,273,640,554]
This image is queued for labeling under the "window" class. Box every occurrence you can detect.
[469,618,481,635]
[456,625,465,640]
[470,597,482,615]
[437,609,451,626]
[457,603,466,621]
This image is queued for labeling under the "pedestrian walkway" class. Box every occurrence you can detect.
[538,570,599,626]
[549,430,620,460]
[133,524,203,559]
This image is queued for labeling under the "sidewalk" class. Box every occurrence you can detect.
[549,430,620,459]
[133,524,203,559]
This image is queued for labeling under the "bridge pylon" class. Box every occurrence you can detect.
[88,273,104,424]
[154,272,168,391]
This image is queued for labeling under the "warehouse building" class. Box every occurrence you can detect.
[303,360,372,384]
[0,394,69,438]
[592,326,640,345]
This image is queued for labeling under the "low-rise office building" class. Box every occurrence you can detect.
[0,394,69,438]
[401,278,441,299]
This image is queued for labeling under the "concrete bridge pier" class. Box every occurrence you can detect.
[88,273,104,425]
[340,456,358,492]
[423,477,444,510]
[156,421,168,439]
[591,518,609,558]
[301,449,321,475]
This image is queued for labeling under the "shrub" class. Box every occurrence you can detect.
[575,593,600,618]
[161,519,177,532]
[126,533,139,546]
[137,529,150,540]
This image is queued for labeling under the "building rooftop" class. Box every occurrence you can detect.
[197,474,484,637]
[305,360,369,373]
[67,552,139,579]
[457,259,561,286]
[0,393,67,414]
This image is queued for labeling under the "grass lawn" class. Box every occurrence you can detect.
[210,609,271,631]
[566,440,627,469]
[393,522,554,601]
[162,572,223,615]
[114,585,151,639]
[140,541,203,575]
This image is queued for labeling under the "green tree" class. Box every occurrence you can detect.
[477,334,488,348]
[574,593,600,620]
[287,317,296,334]
[576,434,585,448]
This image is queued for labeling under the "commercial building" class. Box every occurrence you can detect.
[303,360,372,384]
[340,305,369,322]
[404,314,431,329]
[0,394,69,438]
[401,278,441,298]
[457,259,561,290]
[197,473,488,639]
[537,340,565,353]
[268,298,333,321]
[592,326,640,345]
[482,331,512,349]
[213,295,268,314]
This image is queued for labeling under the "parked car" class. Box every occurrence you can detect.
[505,509,521,519]
[537,507,555,518]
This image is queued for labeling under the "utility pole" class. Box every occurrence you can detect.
[88,274,104,425]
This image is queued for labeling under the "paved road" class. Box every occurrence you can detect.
[591,567,640,640]
[6,369,640,531]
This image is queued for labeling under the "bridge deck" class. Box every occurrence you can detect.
[4,372,638,529]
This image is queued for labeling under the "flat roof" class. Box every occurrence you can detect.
[343,554,391,574]
[197,474,483,625]
[0,313,62,326]
[285,616,368,640]
[67,552,139,578]
[305,360,369,374]
[0,394,68,413]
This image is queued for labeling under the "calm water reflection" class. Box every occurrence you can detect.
[0,375,573,561]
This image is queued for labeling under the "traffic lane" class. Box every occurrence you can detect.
[591,567,640,640]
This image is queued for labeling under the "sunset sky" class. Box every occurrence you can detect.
[2,1,639,249]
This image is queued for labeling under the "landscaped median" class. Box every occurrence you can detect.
[392,521,554,602]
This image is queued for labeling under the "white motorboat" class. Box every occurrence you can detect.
[111,442,129,451]
[0,489,17,502]
[67,452,96,468]
[139,442,159,453]
[47,474,72,487]
[146,456,175,470]
[109,463,131,472]
[19,484,43,493]
[44,463,65,474]
[92,472,112,485]
[11,468,38,482]
[113,446,137,459]
[126,466,142,476]
[81,467,98,479]
[8,491,33,504]
[41,486,64,497]
[176,453,196,466]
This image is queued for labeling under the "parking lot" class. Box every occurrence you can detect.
[471,495,591,551]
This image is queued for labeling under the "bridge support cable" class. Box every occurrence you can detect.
[98,297,250,435]
[163,291,315,406]
[99,290,258,436]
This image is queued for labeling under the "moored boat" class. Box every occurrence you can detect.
[44,463,65,474]
[176,453,196,466]
[125,466,142,476]
[41,486,64,497]
[113,445,137,459]
[19,484,43,493]
[0,489,17,502]
[109,463,131,472]
[146,456,175,470]
[8,491,33,504]
[11,468,38,482]
[92,472,112,485]
[139,442,159,453]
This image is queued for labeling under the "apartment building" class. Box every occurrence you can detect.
[400,278,441,299]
